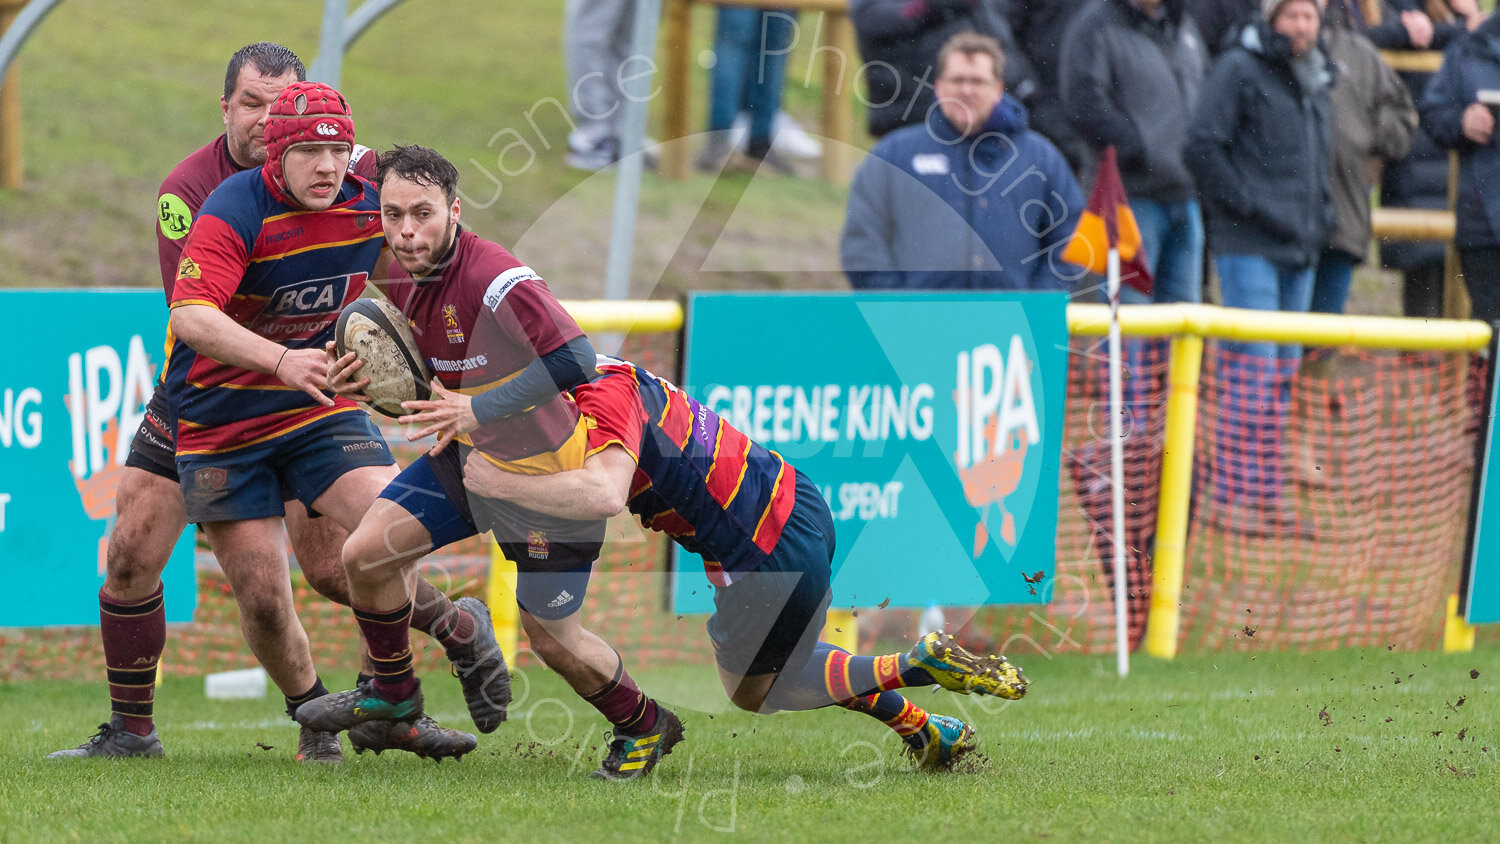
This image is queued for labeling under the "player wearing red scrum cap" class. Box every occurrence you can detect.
[50,52,499,766]
[67,80,484,764]
[44,43,442,767]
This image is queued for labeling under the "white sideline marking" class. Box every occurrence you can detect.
[1028,679,1500,707]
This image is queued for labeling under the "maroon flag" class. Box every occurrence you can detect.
[1062,146,1154,296]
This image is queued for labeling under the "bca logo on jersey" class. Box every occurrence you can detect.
[264,274,356,318]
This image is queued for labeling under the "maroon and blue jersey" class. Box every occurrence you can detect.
[166,166,383,456]
[389,227,589,473]
[576,357,798,584]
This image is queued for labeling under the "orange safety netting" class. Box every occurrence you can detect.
[3,335,1496,682]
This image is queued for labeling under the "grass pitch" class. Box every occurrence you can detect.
[5,647,1499,842]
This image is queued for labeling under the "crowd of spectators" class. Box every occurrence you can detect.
[561,0,1496,544]
[837,0,1492,319]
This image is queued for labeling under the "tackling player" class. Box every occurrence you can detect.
[456,355,1030,771]
[298,145,679,779]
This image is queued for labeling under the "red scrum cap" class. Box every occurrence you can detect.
[261,80,355,204]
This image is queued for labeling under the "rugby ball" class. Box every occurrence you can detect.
[334,298,432,419]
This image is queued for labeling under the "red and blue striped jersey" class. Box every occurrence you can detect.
[156,139,377,301]
[165,167,383,455]
[576,357,797,582]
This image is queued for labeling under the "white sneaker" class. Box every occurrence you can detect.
[730,111,823,159]
[772,111,824,159]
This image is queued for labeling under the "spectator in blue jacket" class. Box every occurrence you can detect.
[1185,0,1335,533]
[1422,10,1500,323]
[840,31,1084,290]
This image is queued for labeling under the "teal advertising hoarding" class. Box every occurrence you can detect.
[674,292,1069,613]
[0,290,195,627]
[1465,330,1500,624]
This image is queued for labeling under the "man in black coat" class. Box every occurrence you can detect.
[1062,0,1208,305]
[1189,0,1259,54]
[1186,0,1334,533]
[1004,0,1091,171]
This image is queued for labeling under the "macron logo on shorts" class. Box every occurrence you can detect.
[483,266,542,311]
[546,590,575,609]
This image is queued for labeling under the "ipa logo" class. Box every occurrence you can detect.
[954,336,1040,557]
[66,338,157,572]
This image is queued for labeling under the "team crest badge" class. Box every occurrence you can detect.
[527,530,549,560]
[355,213,376,229]
[177,256,201,280]
[194,467,227,491]
[443,304,465,344]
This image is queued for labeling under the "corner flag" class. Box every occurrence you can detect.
[1062,146,1153,296]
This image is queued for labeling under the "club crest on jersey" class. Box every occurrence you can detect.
[355,213,376,230]
[527,530,549,560]
[194,467,227,491]
[177,256,201,280]
[443,304,465,344]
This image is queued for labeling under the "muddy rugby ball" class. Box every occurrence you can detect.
[334,299,432,419]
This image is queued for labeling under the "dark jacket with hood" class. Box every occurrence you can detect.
[1060,0,1208,201]
[1005,0,1092,171]
[840,96,1084,289]
[1188,0,1257,55]
[1185,18,1338,268]
[1421,13,1500,249]
[851,0,1037,138]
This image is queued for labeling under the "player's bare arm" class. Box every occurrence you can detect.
[169,304,335,406]
[461,445,635,521]
[398,380,479,455]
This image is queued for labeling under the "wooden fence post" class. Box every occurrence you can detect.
[0,0,27,190]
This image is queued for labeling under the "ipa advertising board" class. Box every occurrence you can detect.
[1465,329,1500,624]
[674,292,1068,612]
[0,290,195,627]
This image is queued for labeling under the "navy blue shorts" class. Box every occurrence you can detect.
[176,411,393,524]
[510,562,596,620]
[124,381,178,481]
[707,471,835,677]
[378,447,604,617]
